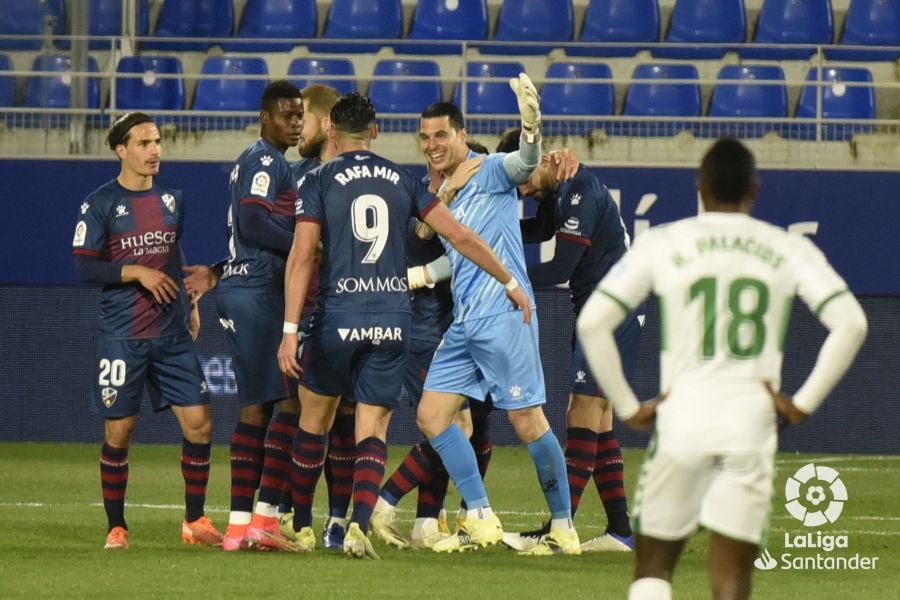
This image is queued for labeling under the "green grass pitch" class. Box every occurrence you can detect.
[1,443,898,599]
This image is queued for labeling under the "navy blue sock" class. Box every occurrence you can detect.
[526,429,571,520]
[431,424,489,510]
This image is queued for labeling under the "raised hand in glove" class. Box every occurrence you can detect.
[509,73,541,132]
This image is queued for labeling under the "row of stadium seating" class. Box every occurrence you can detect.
[2,0,898,59]
[1,53,876,139]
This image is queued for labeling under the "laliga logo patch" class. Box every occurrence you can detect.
[785,463,847,527]
[251,171,271,197]
[101,387,118,407]
[162,193,175,213]
[73,221,87,247]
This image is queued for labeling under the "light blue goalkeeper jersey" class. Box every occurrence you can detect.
[439,150,536,323]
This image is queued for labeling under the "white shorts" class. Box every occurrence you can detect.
[632,437,776,545]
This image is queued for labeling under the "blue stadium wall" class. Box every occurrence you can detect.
[0,159,897,454]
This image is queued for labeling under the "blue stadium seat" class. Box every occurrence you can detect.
[86,0,149,50]
[485,0,574,55]
[453,61,523,134]
[623,64,700,136]
[652,0,746,59]
[401,0,488,54]
[741,0,833,59]
[311,0,403,54]
[114,56,185,112]
[0,55,14,107]
[827,0,900,61]
[708,65,787,138]
[369,60,442,131]
[568,0,660,57]
[0,0,65,50]
[796,66,874,140]
[288,58,357,95]
[224,0,317,53]
[145,0,234,51]
[541,62,614,136]
[25,55,101,127]
[193,57,269,129]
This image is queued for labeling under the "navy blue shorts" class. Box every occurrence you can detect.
[572,312,642,397]
[301,310,409,409]
[92,333,209,418]
[217,289,298,407]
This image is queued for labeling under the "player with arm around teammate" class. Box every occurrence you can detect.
[72,112,222,550]
[277,92,530,559]
[577,138,867,600]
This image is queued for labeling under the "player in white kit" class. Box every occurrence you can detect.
[577,138,867,600]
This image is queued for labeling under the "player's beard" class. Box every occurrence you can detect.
[299,132,326,159]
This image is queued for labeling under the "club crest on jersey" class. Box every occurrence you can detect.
[73,221,87,247]
[260,155,274,167]
[101,387,117,407]
[570,193,581,206]
[115,204,129,218]
[80,201,90,214]
[251,171,270,196]
[161,193,175,213]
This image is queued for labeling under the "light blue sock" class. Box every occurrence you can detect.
[527,429,571,520]
[431,423,489,510]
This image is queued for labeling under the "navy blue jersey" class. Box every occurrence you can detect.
[290,156,320,189]
[555,166,630,313]
[407,218,454,344]
[72,179,189,339]
[290,155,323,314]
[220,139,297,290]
[296,151,439,313]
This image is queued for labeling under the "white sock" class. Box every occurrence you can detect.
[412,517,438,538]
[254,502,277,518]
[551,517,574,532]
[467,506,495,520]
[629,578,672,600]
[229,511,252,526]
[374,496,395,512]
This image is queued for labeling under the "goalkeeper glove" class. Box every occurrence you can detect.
[509,72,541,133]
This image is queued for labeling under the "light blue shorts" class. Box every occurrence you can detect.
[424,311,545,411]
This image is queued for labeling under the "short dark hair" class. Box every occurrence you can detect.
[495,127,521,153]
[106,112,154,151]
[466,140,489,155]
[421,101,465,131]
[700,138,757,204]
[260,79,302,113]
[331,92,376,134]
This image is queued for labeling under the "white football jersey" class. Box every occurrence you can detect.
[598,212,848,451]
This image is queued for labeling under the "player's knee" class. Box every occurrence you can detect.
[105,417,136,447]
[183,419,213,444]
[508,407,549,444]
[455,410,473,439]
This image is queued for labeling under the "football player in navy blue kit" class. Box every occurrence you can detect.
[501,130,641,553]
[277,93,529,558]
[72,112,222,550]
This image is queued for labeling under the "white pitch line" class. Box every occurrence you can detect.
[776,456,900,464]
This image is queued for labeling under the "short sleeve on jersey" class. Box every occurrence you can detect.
[296,171,324,223]
[792,235,850,314]
[240,153,283,210]
[412,177,440,219]
[556,179,599,246]
[72,196,108,256]
[597,229,656,312]
[480,153,514,192]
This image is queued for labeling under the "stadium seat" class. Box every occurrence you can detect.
[453,61,523,135]
[0,0,65,50]
[741,0,833,60]
[288,58,357,95]
[827,0,900,61]
[224,0,317,52]
[568,0,660,57]
[401,0,489,54]
[652,0,746,59]
[311,0,403,54]
[25,55,101,128]
[485,0,575,55]
[114,56,185,113]
[541,62,615,136]
[623,63,700,136]
[0,55,13,107]
[708,65,787,138]
[796,66,874,140]
[369,60,442,131]
[84,0,149,50]
[193,57,269,129]
[145,0,234,51]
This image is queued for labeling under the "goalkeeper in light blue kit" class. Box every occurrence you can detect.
[417,74,579,555]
